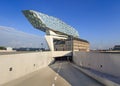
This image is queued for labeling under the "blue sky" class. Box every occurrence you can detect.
[0,0,120,49]
[0,26,48,48]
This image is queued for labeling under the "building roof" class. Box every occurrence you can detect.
[73,37,89,43]
[22,10,79,38]
[113,45,120,50]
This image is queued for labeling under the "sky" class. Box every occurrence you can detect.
[0,0,120,49]
[0,26,48,49]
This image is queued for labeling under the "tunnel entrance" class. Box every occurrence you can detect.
[55,56,72,62]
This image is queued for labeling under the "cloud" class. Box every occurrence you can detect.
[0,26,48,49]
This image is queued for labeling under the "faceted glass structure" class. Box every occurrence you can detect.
[23,10,79,38]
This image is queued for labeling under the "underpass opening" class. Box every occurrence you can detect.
[54,56,73,62]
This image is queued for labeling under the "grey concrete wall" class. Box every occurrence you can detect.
[0,52,54,85]
[73,51,120,77]
[52,51,72,57]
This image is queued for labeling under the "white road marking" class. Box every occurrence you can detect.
[54,76,57,80]
[52,83,55,86]
[52,63,63,86]
[57,63,62,73]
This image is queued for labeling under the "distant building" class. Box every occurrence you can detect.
[0,47,13,52]
[6,47,13,51]
[23,10,90,51]
[72,38,89,51]
[54,38,89,52]
[113,45,120,50]
[13,48,45,51]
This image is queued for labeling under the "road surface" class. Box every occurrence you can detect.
[2,61,104,86]
[50,61,104,86]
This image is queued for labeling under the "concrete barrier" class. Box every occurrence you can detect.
[0,51,71,85]
[52,51,72,57]
[73,51,120,77]
[0,52,54,85]
[73,51,120,85]
[71,63,120,86]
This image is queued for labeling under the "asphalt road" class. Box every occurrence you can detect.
[2,61,104,86]
[50,61,104,86]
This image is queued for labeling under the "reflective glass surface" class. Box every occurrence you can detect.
[23,10,79,38]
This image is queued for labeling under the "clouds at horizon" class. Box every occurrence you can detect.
[0,26,119,50]
[0,26,48,49]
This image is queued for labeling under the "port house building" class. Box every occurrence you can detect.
[23,10,89,51]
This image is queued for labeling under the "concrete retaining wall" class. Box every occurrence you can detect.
[52,51,72,57]
[0,52,54,85]
[72,63,119,86]
[73,51,120,77]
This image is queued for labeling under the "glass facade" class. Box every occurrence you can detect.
[23,10,79,38]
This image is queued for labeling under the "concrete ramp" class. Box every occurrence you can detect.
[2,61,103,86]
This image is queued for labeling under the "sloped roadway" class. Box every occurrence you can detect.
[3,59,104,86]
[49,60,104,86]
